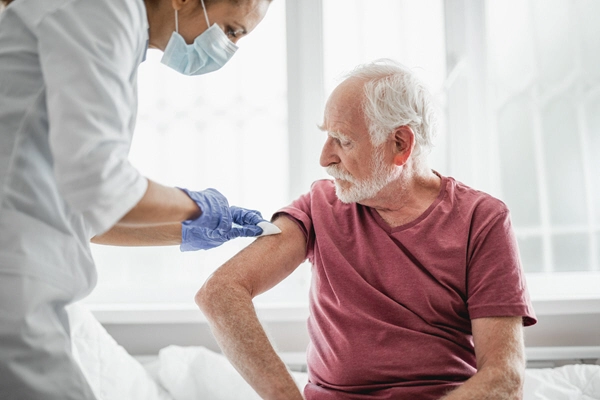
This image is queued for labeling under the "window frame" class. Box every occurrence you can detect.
[285,0,327,200]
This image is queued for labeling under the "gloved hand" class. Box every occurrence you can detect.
[179,188,264,251]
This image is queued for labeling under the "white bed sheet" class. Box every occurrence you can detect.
[524,364,600,400]
[67,303,600,400]
[67,303,173,400]
[155,345,307,400]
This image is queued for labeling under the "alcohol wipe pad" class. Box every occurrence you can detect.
[257,221,282,236]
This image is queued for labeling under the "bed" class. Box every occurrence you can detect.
[66,303,600,400]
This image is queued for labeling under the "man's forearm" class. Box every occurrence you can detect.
[439,362,524,399]
[441,316,526,399]
[196,276,304,400]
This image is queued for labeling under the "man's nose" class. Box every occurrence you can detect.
[320,137,340,167]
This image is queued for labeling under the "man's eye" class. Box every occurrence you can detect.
[336,138,351,148]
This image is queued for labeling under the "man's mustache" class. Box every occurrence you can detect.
[325,165,356,183]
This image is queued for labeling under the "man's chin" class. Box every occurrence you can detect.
[333,182,351,203]
[333,184,363,204]
[334,180,387,204]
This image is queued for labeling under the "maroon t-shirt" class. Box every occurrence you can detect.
[276,176,536,400]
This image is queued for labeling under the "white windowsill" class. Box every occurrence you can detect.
[531,297,600,316]
[525,272,600,315]
[88,302,310,325]
[87,297,600,325]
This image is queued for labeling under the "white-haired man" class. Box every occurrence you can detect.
[196,60,536,400]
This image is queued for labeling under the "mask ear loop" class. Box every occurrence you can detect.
[175,9,179,33]
[199,0,211,27]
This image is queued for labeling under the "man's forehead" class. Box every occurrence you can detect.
[329,77,366,104]
[322,104,359,134]
[323,82,367,133]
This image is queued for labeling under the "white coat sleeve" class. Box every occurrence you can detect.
[36,0,148,236]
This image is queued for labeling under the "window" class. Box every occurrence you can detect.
[86,0,600,314]
[489,0,600,276]
[444,0,600,299]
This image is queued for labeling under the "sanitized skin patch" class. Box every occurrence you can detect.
[257,221,282,236]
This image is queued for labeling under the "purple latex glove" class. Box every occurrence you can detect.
[179,188,264,251]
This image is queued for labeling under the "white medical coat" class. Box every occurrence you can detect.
[0,0,148,298]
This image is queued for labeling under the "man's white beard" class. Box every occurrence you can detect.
[326,147,401,204]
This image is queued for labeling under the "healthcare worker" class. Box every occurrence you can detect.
[0,0,272,398]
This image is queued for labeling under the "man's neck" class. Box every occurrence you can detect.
[360,169,442,228]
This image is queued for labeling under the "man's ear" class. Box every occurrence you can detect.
[392,125,415,166]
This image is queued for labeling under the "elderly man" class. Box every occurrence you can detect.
[196,60,536,400]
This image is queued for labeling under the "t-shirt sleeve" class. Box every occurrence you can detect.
[272,184,317,260]
[466,209,537,326]
[36,0,148,236]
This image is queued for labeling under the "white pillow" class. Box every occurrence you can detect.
[67,303,173,400]
[157,345,307,400]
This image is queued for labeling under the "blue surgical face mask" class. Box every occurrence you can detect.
[161,1,238,75]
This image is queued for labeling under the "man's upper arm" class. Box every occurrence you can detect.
[472,316,525,372]
[207,215,308,298]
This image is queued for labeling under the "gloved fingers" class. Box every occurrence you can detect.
[232,224,263,237]
[230,206,264,237]
[230,206,264,226]
[201,226,252,243]
[180,224,260,252]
